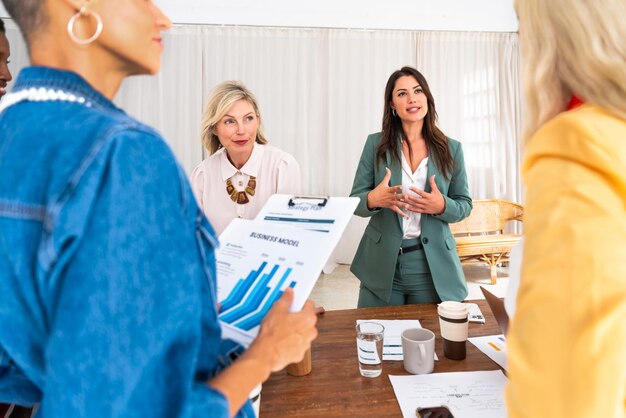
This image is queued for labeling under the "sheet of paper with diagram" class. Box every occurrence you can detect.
[389,370,508,418]
[216,196,357,346]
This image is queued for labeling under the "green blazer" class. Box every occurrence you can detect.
[349,132,472,302]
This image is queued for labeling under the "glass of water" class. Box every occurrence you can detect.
[356,321,385,378]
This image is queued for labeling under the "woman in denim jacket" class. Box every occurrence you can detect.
[0,1,318,417]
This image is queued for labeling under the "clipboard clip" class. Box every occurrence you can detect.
[288,195,329,207]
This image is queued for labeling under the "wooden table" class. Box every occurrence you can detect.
[260,300,502,417]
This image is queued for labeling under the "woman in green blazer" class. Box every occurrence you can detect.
[350,67,472,307]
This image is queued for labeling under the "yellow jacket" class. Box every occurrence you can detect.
[507,105,626,417]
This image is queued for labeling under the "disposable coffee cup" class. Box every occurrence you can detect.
[437,301,469,360]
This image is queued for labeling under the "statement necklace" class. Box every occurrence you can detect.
[226,175,256,204]
[0,87,91,113]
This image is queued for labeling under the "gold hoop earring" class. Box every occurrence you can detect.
[67,6,103,45]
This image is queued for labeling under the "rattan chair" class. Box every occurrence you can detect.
[450,199,523,284]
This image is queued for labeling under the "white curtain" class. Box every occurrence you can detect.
[416,31,522,203]
[3,21,521,266]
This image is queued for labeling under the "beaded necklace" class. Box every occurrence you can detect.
[0,87,91,113]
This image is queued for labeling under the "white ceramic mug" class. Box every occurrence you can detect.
[401,328,435,374]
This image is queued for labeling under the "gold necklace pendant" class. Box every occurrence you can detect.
[226,175,257,204]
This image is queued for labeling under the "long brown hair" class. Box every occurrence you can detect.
[377,67,453,179]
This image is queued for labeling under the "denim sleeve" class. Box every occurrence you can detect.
[0,346,40,406]
[0,245,42,407]
[36,128,245,418]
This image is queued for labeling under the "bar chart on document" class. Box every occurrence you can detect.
[216,218,332,346]
[218,260,295,331]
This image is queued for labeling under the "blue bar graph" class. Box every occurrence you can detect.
[219,261,267,313]
[220,264,279,323]
[234,271,295,330]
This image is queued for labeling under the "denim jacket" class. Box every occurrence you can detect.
[0,67,254,418]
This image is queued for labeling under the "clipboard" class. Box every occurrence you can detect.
[255,194,359,240]
[215,195,358,346]
[288,195,329,207]
[216,219,334,346]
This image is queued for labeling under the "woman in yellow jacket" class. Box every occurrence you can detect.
[507,1,626,417]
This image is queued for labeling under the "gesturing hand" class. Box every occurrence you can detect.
[407,175,446,215]
[366,167,407,217]
[250,287,319,373]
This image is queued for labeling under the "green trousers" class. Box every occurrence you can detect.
[357,238,441,307]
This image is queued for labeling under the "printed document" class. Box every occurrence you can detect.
[216,209,351,346]
[468,335,507,370]
[389,370,508,418]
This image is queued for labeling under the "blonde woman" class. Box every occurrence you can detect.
[507,0,626,417]
[191,81,301,235]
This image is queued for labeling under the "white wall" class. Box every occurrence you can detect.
[0,0,518,32]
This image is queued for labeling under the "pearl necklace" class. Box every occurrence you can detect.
[0,87,91,113]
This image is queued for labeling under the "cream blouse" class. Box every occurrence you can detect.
[401,154,428,239]
[190,143,301,236]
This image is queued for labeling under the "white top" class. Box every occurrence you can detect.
[504,238,523,318]
[191,143,301,236]
[401,154,428,239]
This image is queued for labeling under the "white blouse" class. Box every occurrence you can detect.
[401,154,428,239]
[190,143,301,236]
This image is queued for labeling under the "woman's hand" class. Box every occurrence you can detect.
[407,175,446,215]
[248,287,319,373]
[207,288,318,415]
[366,167,407,217]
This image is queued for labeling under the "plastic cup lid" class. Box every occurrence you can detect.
[437,301,468,319]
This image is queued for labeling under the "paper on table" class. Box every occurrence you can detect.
[389,370,508,418]
[356,319,438,361]
[468,334,507,370]
[466,302,486,323]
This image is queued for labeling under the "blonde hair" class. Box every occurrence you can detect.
[200,81,268,154]
[515,0,626,142]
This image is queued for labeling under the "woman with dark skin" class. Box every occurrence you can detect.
[0,18,13,99]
